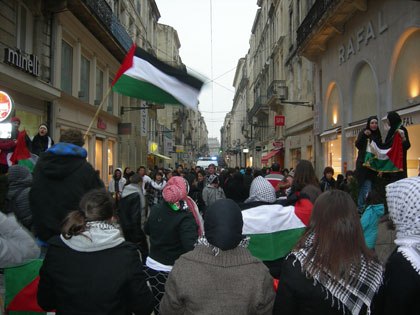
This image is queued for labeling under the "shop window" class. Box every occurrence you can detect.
[80,56,90,103]
[95,67,104,106]
[107,140,114,184]
[15,110,41,139]
[291,148,301,169]
[95,139,103,180]
[61,41,73,95]
[15,2,33,53]
[325,135,342,176]
[107,78,114,113]
[306,146,313,163]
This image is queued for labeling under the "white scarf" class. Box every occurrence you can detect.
[386,177,420,275]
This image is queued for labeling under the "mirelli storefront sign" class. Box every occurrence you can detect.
[4,48,40,77]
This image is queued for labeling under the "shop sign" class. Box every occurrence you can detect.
[140,108,147,137]
[320,129,339,143]
[255,146,262,152]
[176,145,184,153]
[0,91,13,122]
[149,141,158,153]
[274,115,285,126]
[97,118,107,130]
[344,122,365,138]
[338,11,388,65]
[118,123,131,135]
[273,141,284,149]
[4,48,40,77]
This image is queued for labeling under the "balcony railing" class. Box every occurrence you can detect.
[297,0,337,48]
[267,80,287,101]
[248,95,268,120]
[82,0,133,52]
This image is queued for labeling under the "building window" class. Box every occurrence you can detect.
[80,56,90,103]
[15,2,33,53]
[107,78,114,113]
[136,0,141,16]
[61,41,73,95]
[95,67,104,106]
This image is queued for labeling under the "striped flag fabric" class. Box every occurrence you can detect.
[363,131,403,172]
[242,199,312,261]
[111,44,204,110]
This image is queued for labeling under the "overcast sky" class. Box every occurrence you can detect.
[156,0,258,140]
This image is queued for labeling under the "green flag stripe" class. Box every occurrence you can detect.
[364,152,399,172]
[246,227,306,261]
[112,74,182,105]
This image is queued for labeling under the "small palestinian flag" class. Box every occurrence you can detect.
[9,130,38,172]
[242,199,313,261]
[111,44,204,110]
[363,130,403,173]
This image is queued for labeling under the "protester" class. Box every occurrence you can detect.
[265,163,284,192]
[286,160,319,197]
[361,189,384,249]
[355,116,382,211]
[108,168,126,200]
[144,176,200,315]
[373,177,420,314]
[123,167,135,183]
[202,174,226,207]
[240,176,319,278]
[30,128,104,243]
[0,211,40,267]
[273,190,383,315]
[319,166,336,192]
[30,123,54,156]
[6,165,33,229]
[37,188,153,314]
[184,172,205,214]
[147,171,167,206]
[160,199,275,314]
[383,111,410,182]
[224,171,248,203]
[119,174,148,262]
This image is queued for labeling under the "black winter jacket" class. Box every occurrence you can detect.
[30,149,104,242]
[38,236,153,315]
[145,201,198,266]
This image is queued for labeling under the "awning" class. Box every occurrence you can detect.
[320,127,340,143]
[261,149,281,164]
[148,152,172,161]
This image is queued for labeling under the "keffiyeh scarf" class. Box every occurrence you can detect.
[386,177,420,275]
[291,233,383,315]
[195,235,250,256]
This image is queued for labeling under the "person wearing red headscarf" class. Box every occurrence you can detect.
[143,176,201,315]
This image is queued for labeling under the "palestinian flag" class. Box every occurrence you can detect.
[363,130,403,172]
[242,199,312,261]
[111,44,204,110]
[9,130,38,172]
[5,259,47,314]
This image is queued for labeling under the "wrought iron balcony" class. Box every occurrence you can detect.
[297,0,337,49]
[267,80,288,102]
[248,95,268,121]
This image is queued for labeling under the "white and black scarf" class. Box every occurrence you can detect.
[291,233,383,315]
[195,236,250,256]
[386,177,420,275]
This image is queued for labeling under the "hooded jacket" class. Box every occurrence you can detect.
[360,204,384,249]
[30,143,104,242]
[7,165,33,228]
[160,199,275,315]
[37,222,153,315]
[109,168,126,195]
[355,116,383,184]
[119,184,148,257]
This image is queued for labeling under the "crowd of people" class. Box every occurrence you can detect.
[0,112,418,315]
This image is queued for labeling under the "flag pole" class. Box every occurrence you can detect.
[84,86,112,140]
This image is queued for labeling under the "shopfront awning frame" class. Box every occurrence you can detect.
[320,127,341,143]
[148,152,172,161]
[261,149,281,164]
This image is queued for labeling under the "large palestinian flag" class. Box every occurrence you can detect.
[363,129,403,172]
[242,199,312,261]
[111,44,204,110]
